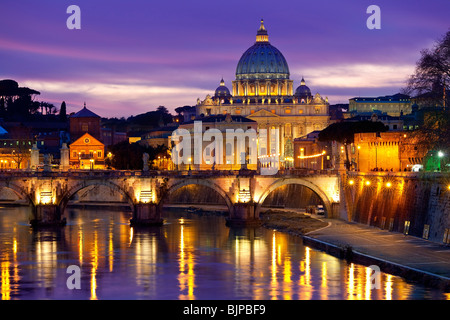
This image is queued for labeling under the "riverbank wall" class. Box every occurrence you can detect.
[343,172,450,244]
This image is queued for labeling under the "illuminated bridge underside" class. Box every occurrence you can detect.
[0,170,341,226]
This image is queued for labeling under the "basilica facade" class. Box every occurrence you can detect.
[195,20,330,167]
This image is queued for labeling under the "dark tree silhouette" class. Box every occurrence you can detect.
[405,30,449,108]
[404,30,450,153]
[59,101,67,121]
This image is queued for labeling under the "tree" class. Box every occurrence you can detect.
[107,141,169,170]
[405,30,449,108]
[59,101,67,121]
[404,30,450,153]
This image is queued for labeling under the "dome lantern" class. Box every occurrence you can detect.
[256,19,269,43]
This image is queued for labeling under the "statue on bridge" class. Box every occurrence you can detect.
[143,153,149,171]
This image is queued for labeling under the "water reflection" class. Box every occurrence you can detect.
[0,206,448,300]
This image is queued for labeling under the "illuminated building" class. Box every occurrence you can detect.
[349,93,412,117]
[69,133,105,169]
[352,132,428,172]
[69,103,102,142]
[171,114,258,171]
[293,131,331,170]
[195,20,330,165]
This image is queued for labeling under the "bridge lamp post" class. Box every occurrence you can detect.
[90,159,94,170]
[188,157,192,171]
[438,151,445,171]
[357,145,360,171]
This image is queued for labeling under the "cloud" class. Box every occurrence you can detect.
[294,63,414,89]
[20,79,210,117]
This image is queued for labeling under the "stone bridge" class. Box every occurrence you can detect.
[0,169,341,227]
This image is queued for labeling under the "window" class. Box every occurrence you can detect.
[285,109,291,114]
[226,143,232,156]
[97,151,102,158]
[250,110,255,114]
[271,109,275,113]
[81,124,88,132]
[235,110,241,114]
[73,152,77,158]
[299,109,304,114]
[315,107,320,114]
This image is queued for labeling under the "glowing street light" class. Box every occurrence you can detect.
[438,151,444,158]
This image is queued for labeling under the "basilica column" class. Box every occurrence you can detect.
[280,124,284,159]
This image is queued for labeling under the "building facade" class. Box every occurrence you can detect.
[69,133,105,169]
[349,93,412,117]
[69,104,102,142]
[195,20,330,167]
[352,131,427,172]
[171,114,258,171]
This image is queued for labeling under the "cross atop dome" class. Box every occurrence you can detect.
[256,19,269,43]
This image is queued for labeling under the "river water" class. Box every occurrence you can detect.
[0,206,448,300]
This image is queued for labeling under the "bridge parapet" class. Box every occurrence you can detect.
[0,169,342,227]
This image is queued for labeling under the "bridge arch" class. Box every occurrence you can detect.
[162,178,233,213]
[255,178,333,217]
[58,180,135,215]
[0,181,33,205]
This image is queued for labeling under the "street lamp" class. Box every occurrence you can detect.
[188,157,192,171]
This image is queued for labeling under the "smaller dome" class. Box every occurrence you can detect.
[214,78,231,98]
[294,77,312,98]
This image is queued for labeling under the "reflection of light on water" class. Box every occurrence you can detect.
[365,267,372,300]
[78,226,83,265]
[283,256,292,300]
[321,261,328,299]
[298,247,312,299]
[178,223,195,300]
[385,274,393,300]
[90,231,98,300]
[270,231,277,300]
[348,263,355,300]
[109,223,114,272]
[129,227,134,246]
[36,235,57,288]
[1,261,10,300]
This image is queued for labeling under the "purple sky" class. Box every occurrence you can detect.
[1,0,449,118]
